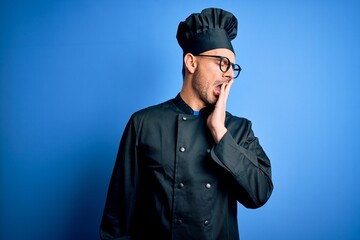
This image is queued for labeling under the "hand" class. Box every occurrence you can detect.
[207,79,234,143]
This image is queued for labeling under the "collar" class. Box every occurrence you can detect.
[173,93,214,117]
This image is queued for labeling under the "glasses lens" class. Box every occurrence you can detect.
[220,57,231,72]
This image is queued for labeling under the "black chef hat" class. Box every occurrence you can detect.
[176,8,238,55]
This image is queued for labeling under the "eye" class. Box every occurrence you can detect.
[220,57,230,71]
[222,57,230,66]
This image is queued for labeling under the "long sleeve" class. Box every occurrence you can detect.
[100,117,139,240]
[210,119,273,209]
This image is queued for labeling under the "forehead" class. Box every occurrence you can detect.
[201,48,236,62]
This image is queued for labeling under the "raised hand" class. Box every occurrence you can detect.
[207,79,234,143]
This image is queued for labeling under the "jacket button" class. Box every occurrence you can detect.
[182,116,187,121]
[178,183,184,188]
[179,147,186,152]
[206,148,211,153]
[175,218,183,224]
[205,183,211,189]
[204,220,209,226]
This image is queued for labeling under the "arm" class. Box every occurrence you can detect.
[207,80,273,208]
[211,123,273,208]
[100,117,139,240]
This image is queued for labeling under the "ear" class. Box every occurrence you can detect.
[184,53,197,74]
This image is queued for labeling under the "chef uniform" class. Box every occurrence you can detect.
[100,8,273,240]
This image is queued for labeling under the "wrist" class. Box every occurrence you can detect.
[211,127,227,144]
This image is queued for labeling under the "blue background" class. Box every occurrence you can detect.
[1,0,360,239]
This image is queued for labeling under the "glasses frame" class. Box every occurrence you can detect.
[195,54,242,79]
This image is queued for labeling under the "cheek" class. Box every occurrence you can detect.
[207,66,222,82]
[196,64,219,88]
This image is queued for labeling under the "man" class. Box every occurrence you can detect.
[100,8,273,240]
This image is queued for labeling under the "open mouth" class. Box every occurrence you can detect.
[214,84,222,96]
[213,79,230,96]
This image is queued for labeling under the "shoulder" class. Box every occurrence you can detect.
[127,99,177,128]
[225,111,251,127]
[225,112,253,139]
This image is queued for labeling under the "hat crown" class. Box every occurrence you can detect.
[177,8,238,55]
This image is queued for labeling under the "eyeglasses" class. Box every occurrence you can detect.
[195,54,242,79]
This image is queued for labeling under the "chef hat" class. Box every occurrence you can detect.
[176,8,238,55]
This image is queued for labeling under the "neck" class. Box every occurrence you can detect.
[179,87,206,111]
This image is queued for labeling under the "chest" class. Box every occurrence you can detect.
[137,114,216,181]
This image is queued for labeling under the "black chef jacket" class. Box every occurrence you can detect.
[100,94,273,240]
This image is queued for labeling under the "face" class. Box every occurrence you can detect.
[192,48,235,106]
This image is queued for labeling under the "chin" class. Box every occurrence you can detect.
[211,95,220,104]
[206,98,218,106]
[202,93,217,106]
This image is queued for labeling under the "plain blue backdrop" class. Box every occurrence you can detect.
[1,0,360,239]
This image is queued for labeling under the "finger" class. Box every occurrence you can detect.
[225,79,234,93]
[217,83,227,105]
[222,79,234,102]
[215,85,227,111]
